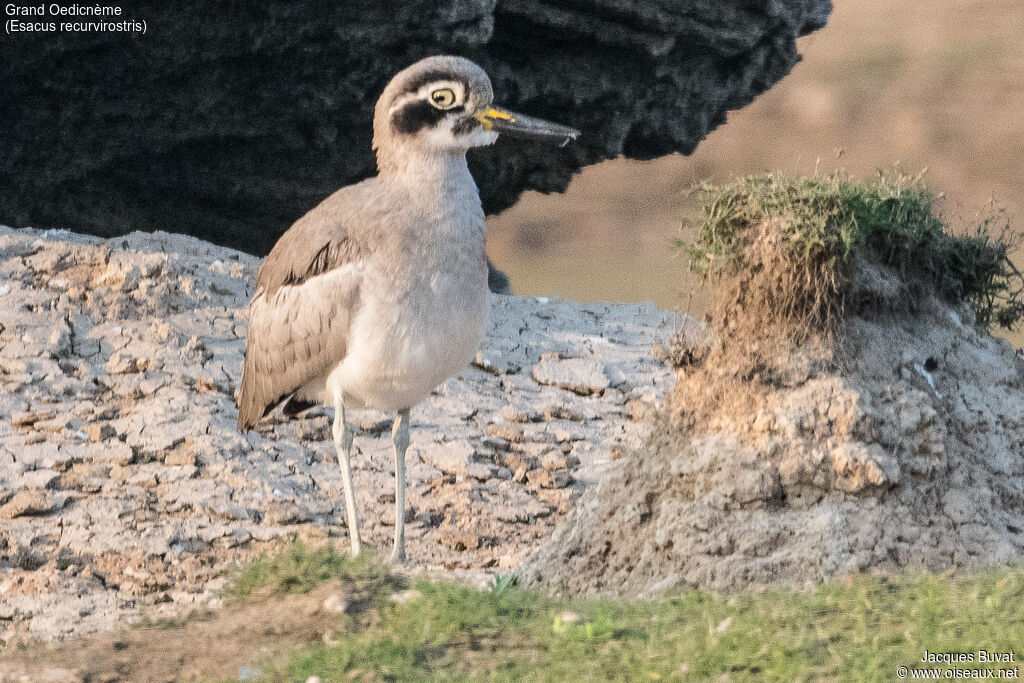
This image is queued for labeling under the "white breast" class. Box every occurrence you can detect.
[324,249,489,412]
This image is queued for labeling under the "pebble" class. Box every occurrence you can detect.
[533,357,611,395]
[322,592,349,614]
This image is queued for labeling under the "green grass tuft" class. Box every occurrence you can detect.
[266,566,1024,681]
[225,541,391,598]
[681,171,1023,331]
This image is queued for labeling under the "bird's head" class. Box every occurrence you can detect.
[373,55,579,169]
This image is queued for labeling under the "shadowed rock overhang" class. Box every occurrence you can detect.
[0,0,830,255]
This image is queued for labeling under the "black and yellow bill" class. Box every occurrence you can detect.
[475,106,580,146]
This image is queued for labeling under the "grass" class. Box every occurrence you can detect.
[680,171,1024,332]
[226,542,398,599]
[226,543,1024,682]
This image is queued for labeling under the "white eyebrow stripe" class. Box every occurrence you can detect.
[387,80,466,116]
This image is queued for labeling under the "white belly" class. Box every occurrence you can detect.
[323,266,488,412]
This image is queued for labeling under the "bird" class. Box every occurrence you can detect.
[235,55,579,563]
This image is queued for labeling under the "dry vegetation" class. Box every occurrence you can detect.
[682,172,1022,352]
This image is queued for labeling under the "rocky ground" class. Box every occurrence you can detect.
[0,226,677,643]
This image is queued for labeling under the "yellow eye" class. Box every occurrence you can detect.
[430,87,457,109]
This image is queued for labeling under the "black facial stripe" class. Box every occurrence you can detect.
[402,70,469,95]
[452,115,480,136]
[391,100,465,135]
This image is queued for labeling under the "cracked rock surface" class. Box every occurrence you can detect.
[0,226,676,642]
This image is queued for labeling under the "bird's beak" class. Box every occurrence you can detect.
[475,106,580,147]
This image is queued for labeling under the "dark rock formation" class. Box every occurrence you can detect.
[1,0,830,256]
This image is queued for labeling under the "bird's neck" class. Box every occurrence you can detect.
[377,149,480,213]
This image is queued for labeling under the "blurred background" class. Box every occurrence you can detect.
[487,0,1024,348]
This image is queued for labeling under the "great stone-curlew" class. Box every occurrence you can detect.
[235,56,579,562]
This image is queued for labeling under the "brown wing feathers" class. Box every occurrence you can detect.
[236,227,363,430]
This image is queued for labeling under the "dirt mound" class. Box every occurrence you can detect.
[524,176,1024,595]
[526,295,1024,595]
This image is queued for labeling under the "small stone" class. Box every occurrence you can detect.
[533,357,610,396]
[264,501,312,526]
[831,443,899,492]
[500,404,539,423]
[536,487,574,514]
[560,611,581,624]
[93,443,134,466]
[625,399,650,422]
[543,404,588,422]
[12,410,56,428]
[48,326,73,356]
[473,349,522,375]
[105,351,141,374]
[19,469,60,489]
[526,467,572,489]
[83,422,118,442]
[379,506,415,526]
[163,448,196,467]
[420,440,492,480]
[440,527,484,551]
[487,422,524,443]
[539,449,569,470]
[109,465,132,481]
[482,436,511,451]
[322,592,349,614]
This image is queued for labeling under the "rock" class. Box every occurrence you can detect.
[263,502,313,526]
[440,527,485,552]
[0,2,829,258]
[500,403,541,423]
[831,443,900,493]
[47,324,73,357]
[487,422,525,443]
[1,488,62,518]
[421,440,493,480]
[19,469,60,490]
[322,592,349,615]
[91,443,134,466]
[543,404,589,422]
[526,467,572,489]
[533,357,611,395]
[12,410,56,428]
[163,448,196,467]
[83,423,118,442]
[474,349,522,375]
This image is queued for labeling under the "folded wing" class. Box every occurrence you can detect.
[236,225,363,430]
